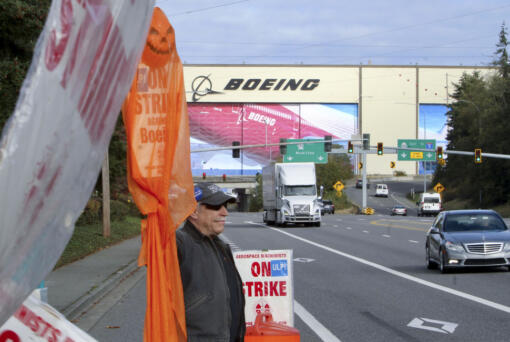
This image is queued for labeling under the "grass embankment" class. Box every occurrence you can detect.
[55,216,141,269]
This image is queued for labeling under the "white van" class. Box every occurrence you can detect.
[417,193,442,216]
[375,184,388,197]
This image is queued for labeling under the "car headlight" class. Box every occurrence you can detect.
[445,241,464,252]
[505,242,510,252]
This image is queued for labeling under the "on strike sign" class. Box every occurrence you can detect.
[233,250,294,327]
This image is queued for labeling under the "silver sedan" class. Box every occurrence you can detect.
[425,209,510,273]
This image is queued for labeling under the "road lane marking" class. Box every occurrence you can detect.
[346,227,352,230]
[333,225,339,228]
[382,234,391,238]
[294,258,315,263]
[409,240,419,244]
[246,221,510,315]
[407,317,458,334]
[370,220,428,232]
[294,300,342,342]
[363,230,369,234]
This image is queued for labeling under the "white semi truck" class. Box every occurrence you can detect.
[262,162,322,227]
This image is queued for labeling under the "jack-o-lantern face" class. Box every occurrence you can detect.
[141,8,175,67]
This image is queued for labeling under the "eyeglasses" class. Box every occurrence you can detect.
[204,203,227,211]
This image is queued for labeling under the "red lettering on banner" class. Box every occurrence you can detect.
[251,261,271,277]
[279,281,287,296]
[251,262,260,277]
[12,303,69,341]
[261,262,271,276]
[57,0,136,143]
[243,281,287,297]
[254,282,262,296]
[0,330,20,342]
[45,0,73,71]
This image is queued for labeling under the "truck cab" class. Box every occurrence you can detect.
[262,162,321,227]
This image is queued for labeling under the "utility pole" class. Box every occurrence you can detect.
[362,133,370,210]
[102,153,111,238]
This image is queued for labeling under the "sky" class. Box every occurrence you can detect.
[155,0,510,66]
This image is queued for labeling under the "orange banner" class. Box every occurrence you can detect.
[122,7,196,342]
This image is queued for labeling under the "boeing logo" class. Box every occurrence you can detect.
[191,75,223,102]
[190,75,320,102]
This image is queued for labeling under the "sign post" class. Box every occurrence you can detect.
[283,139,328,164]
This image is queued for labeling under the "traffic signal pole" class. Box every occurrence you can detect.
[362,151,367,209]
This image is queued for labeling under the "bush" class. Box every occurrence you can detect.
[393,170,407,176]
[110,199,129,222]
[76,198,102,225]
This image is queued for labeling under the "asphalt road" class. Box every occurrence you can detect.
[79,182,510,341]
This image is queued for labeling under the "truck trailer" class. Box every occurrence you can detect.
[262,162,321,227]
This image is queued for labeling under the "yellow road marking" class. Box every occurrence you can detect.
[370,219,429,232]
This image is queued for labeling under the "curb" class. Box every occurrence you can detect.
[62,259,141,321]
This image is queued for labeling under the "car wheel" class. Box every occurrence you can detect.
[439,249,449,274]
[426,245,436,269]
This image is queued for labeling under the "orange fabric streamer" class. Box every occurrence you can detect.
[122,7,196,342]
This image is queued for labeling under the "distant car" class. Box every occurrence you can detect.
[417,192,442,216]
[320,200,335,215]
[355,179,370,189]
[375,184,389,197]
[391,205,407,216]
[425,209,510,273]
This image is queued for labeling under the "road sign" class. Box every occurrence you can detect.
[397,139,436,161]
[434,183,445,193]
[333,181,344,192]
[390,161,396,168]
[283,139,328,164]
[438,158,446,166]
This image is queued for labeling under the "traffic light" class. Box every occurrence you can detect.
[474,148,482,164]
[324,135,332,152]
[358,162,363,169]
[232,141,240,158]
[280,138,287,155]
[362,133,370,150]
[390,161,395,168]
[436,146,443,160]
[377,142,383,155]
[348,141,354,153]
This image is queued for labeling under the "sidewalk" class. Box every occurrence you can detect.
[45,235,142,320]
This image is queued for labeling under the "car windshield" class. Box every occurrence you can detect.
[424,197,439,203]
[323,200,332,205]
[284,185,316,196]
[444,213,508,232]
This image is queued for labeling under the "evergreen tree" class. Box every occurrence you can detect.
[494,22,510,79]
[0,0,51,131]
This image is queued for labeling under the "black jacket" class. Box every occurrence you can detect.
[176,220,246,342]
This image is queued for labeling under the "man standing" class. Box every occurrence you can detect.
[176,182,246,341]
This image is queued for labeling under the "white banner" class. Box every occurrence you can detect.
[0,0,154,326]
[233,250,294,327]
[0,292,96,342]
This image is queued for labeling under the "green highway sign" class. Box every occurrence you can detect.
[397,139,436,161]
[283,139,328,164]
